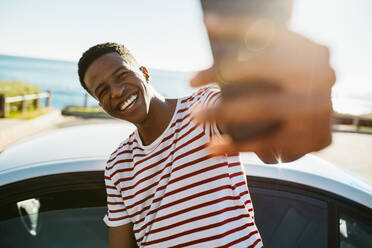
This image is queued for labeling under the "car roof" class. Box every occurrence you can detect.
[0,123,371,208]
[0,123,135,172]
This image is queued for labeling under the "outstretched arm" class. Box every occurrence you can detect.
[191,15,335,164]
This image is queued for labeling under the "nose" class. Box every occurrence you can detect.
[111,83,125,99]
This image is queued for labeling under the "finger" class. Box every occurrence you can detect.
[280,153,305,163]
[204,14,324,56]
[209,143,278,164]
[209,135,279,164]
[283,114,333,152]
[271,124,332,160]
[190,66,217,87]
[204,14,284,41]
[208,135,241,155]
[204,15,333,88]
[210,137,312,163]
[317,47,336,88]
[255,150,279,164]
[207,135,237,156]
[209,121,332,158]
[208,133,275,155]
[211,55,328,91]
[194,92,331,124]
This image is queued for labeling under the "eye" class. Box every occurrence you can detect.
[98,87,108,99]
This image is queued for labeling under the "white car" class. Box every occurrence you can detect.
[0,124,371,248]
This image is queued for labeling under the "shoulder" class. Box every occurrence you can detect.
[192,86,221,109]
[105,131,137,173]
[181,86,221,107]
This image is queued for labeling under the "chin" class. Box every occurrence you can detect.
[131,114,149,125]
[113,111,148,125]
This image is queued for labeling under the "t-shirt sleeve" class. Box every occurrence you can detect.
[103,169,131,227]
[192,86,222,138]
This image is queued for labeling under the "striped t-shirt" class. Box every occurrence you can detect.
[103,87,263,247]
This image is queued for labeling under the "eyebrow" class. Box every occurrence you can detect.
[112,66,125,76]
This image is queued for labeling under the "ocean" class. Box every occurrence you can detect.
[0,54,371,115]
[0,55,194,109]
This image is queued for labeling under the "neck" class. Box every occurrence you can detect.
[135,95,177,146]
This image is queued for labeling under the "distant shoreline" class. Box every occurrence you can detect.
[1,54,372,115]
[0,53,77,64]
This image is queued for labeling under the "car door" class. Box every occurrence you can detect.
[2,171,371,248]
[338,202,372,247]
[0,171,108,248]
[248,176,372,248]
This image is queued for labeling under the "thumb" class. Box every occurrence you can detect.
[190,66,216,87]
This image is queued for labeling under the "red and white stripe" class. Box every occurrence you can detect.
[103,87,263,247]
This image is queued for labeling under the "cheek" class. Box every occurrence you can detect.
[99,97,112,111]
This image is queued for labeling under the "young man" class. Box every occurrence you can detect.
[78,42,263,247]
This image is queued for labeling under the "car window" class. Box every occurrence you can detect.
[0,205,108,248]
[0,172,108,248]
[339,211,372,248]
[250,187,328,248]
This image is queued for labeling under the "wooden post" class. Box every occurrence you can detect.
[20,95,26,113]
[84,93,88,108]
[353,116,360,131]
[46,90,51,108]
[34,97,41,109]
[0,94,8,118]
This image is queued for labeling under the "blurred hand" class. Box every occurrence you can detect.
[191,15,336,163]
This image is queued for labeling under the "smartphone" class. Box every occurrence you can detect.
[200,0,292,142]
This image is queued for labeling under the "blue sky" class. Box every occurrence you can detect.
[290,0,372,96]
[0,0,371,95]
[0,0,212,71]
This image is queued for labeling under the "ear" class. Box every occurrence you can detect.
[139,66,150,83]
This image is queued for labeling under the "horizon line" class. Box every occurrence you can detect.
[0,53,198,72]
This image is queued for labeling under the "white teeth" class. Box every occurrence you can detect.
[120,94,138,111]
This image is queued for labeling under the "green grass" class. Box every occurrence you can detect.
[0,80,41,96]
[63,106,104,113]
[357,126,372,132]
[6,108,50,120]
[0,81,42,117]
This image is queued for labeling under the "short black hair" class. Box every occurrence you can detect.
[78,42,138,93]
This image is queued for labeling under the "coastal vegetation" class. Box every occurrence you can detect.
[0,80,49,119]
[61,105,110,118]
[63,106,104,113]
[0,80,41,96]
[6,108,50,120]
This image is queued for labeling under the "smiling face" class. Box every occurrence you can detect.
[84,52,152,123]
